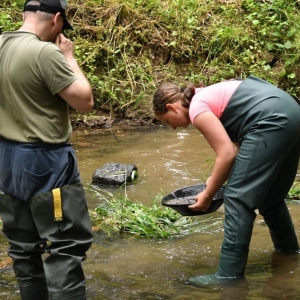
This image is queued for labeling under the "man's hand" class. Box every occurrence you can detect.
[55,33,75,59]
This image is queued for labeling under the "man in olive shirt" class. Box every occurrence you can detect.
[0,1,94,299]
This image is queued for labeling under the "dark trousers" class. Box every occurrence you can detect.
[0,140,93,299]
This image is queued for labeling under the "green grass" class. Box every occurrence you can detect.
[87,180,300,239]
[2,0,300,114]
[87,185,223,238]
[287,181,300,200]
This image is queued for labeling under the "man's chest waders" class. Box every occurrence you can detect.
[189,75,300,286]
[0,142,93,299]
[0,184,93,300]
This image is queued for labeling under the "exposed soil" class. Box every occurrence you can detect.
[70,107,161,131]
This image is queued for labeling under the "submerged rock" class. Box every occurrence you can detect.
[92,162,138,186]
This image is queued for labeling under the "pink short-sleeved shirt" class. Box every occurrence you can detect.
[189,80,242,123]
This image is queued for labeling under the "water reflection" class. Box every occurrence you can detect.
[261,252,300,298]
[1,125,300,299]
[74,125,216,208]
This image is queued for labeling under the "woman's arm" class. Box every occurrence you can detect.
[189,111,236,211]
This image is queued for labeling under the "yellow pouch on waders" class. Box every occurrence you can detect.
[52,188,63,222]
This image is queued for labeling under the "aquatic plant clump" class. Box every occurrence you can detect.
[88,187,223,238]
[287,181,300,200]
[87,180,300,239]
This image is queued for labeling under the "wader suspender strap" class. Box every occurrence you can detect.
[52,188,63,222]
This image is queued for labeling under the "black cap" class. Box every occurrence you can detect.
[24,0,73,30]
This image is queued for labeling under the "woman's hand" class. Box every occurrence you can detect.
[188,190,212,212]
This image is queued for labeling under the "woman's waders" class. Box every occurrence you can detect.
[189,76,300,286]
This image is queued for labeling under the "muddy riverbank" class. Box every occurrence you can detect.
[71,104,158,131]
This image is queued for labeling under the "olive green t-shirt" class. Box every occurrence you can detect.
[0,32,78,143]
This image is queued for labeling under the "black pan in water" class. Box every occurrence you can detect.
[161,183,225,216]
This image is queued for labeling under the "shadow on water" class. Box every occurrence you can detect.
[1,125,300,299]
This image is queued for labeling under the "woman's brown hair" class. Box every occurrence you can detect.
[152,83,196,115]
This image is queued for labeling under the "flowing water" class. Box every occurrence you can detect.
[1,125,300,299]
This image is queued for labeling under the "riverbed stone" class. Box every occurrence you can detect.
[92,162,138,186]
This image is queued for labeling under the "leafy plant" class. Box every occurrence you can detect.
[88,185,223,238]
[287,181,300,200]
[0,1,23,33]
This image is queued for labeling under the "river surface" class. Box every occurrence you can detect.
[1,125,300,299]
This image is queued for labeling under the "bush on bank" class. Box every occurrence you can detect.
[1,0,300,119]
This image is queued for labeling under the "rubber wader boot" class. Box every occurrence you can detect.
[269,226,299,253]
[263,204,299,253]
[49,287,86,300]
[19,280,49,300]
[189,249,248,286]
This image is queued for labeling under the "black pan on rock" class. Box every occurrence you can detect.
[161,183,225,216]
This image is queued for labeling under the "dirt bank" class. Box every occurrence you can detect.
[71,107,160,131]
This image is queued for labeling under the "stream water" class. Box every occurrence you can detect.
[1,125,300,299]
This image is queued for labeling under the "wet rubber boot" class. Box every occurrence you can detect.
[188,249,248,286]
[19,279,49,300]
[263,203,299,253]
[49,286,86,300]
[270,227,299,253]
